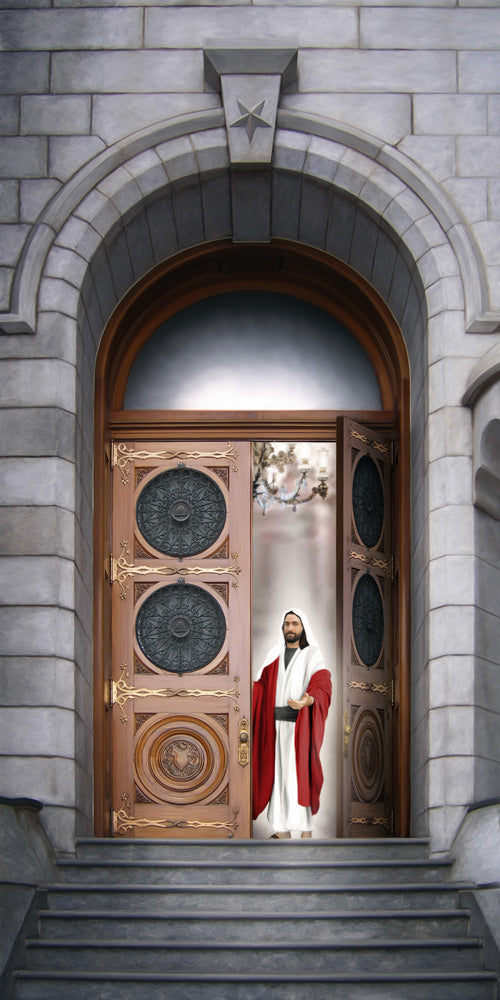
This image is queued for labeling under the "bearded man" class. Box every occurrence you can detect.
[252,609,332,839]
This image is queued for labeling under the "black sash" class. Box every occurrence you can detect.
[274,706,299,722]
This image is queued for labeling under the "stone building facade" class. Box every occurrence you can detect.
[0,0,499,906]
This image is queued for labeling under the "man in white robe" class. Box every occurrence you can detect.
[252,608,332,838]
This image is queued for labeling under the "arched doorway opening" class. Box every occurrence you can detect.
[94,239,411,839]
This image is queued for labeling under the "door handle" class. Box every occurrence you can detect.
[238,718,250,766]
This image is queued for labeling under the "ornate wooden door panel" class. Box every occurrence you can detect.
[109,441,251,838]
[337,418,394,837]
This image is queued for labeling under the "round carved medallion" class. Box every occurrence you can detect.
[136,466,227,557]
[135,583,226,673]
[352,573,384,668]
[352,454,384,549]
[134,714,228,804]
[351,708,384,802]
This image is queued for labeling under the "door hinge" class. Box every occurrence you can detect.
[111,441,118,468]
[391,677,395,707]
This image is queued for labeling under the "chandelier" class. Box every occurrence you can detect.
[253,442,329,515]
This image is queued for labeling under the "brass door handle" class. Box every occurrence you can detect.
[238,718,250,767]
[343,709,352,757]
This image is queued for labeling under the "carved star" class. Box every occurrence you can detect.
[230,99,272,142]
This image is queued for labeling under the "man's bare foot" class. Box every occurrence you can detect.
[301,831,312,838]
[270,831,291,839]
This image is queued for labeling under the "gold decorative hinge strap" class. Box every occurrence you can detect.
[111,540,241,599]
[348,549,393,580]
[348,680,391,700]
[349,814,392,832]
[113,804,239,838]
[350,427,392,462]
[111,664,241,723]
[112,441,239,484]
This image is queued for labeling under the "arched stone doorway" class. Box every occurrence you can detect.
[5,108,482,853]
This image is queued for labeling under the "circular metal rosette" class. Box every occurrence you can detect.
[351,572,384,668]
[351,707,385,803]
[134,714,228,805]
[135,583,227,674]
[352,453,384,550]
[135,466,227,557]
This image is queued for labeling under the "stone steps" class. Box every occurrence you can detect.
[15,968,498,1000]
[57,857,454,885]
[34,907,475,942]
[43,881,470,912]
[13,838,499,1000]
[73,836,432,862]
[25,937,485,973]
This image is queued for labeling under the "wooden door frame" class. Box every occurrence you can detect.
[94,239,411,838]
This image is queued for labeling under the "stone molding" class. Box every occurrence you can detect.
[0,108,497,336]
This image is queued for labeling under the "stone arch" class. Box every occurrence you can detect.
[10,113,486,850]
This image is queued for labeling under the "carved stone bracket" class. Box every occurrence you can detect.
[204,41,298,165]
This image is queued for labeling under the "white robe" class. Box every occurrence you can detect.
[266,644,325,833]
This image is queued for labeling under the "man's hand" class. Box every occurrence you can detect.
[287,693,314,710]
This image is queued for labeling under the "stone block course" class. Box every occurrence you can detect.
[92,94,220,145]
[20,179,62,224]
[0,137,47,179]
[0,555,74,608]
[428,703,475,756]
[0,181,18,224]
[21,96,91,137]
[0,656,75,708]
[281,94,411,146]
[429,655,475,709]
[0,606,75,659]
[51,50,204,94]
[413,95,487,136]
[299,50,457,93]
[146,6,357,49]
[49,136,106,183]
[0,359,76,411]
[0,8,142,50]
[361,8,500,50]
[458,136,500,177]
[397,136,455,183]
[0,408,75,460]
[459,51,500,93]
[0,223,29,266]
[0,52,48,95]
[0,96,19,136]
[428,756,474,808]
[0,457,75,508]
[0,507,75,558]
[0,757,76,808]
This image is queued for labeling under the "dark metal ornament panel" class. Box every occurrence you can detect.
[135,584,226,673]
[136,466,227,557]
[352,573,384,667]
[352,454,384,549]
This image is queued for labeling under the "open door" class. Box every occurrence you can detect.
[337,418,395,837]
[109,440,251,838]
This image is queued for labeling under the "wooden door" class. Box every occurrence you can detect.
[109,440,251,838]
[337,418,394,837]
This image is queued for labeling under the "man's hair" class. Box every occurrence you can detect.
[283,611,309,649]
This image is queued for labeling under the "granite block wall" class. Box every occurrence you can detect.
[0,0,499,854]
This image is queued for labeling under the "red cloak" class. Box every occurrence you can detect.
[252,657,332,820]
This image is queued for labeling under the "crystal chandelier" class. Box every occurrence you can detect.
[252,442,329,515]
